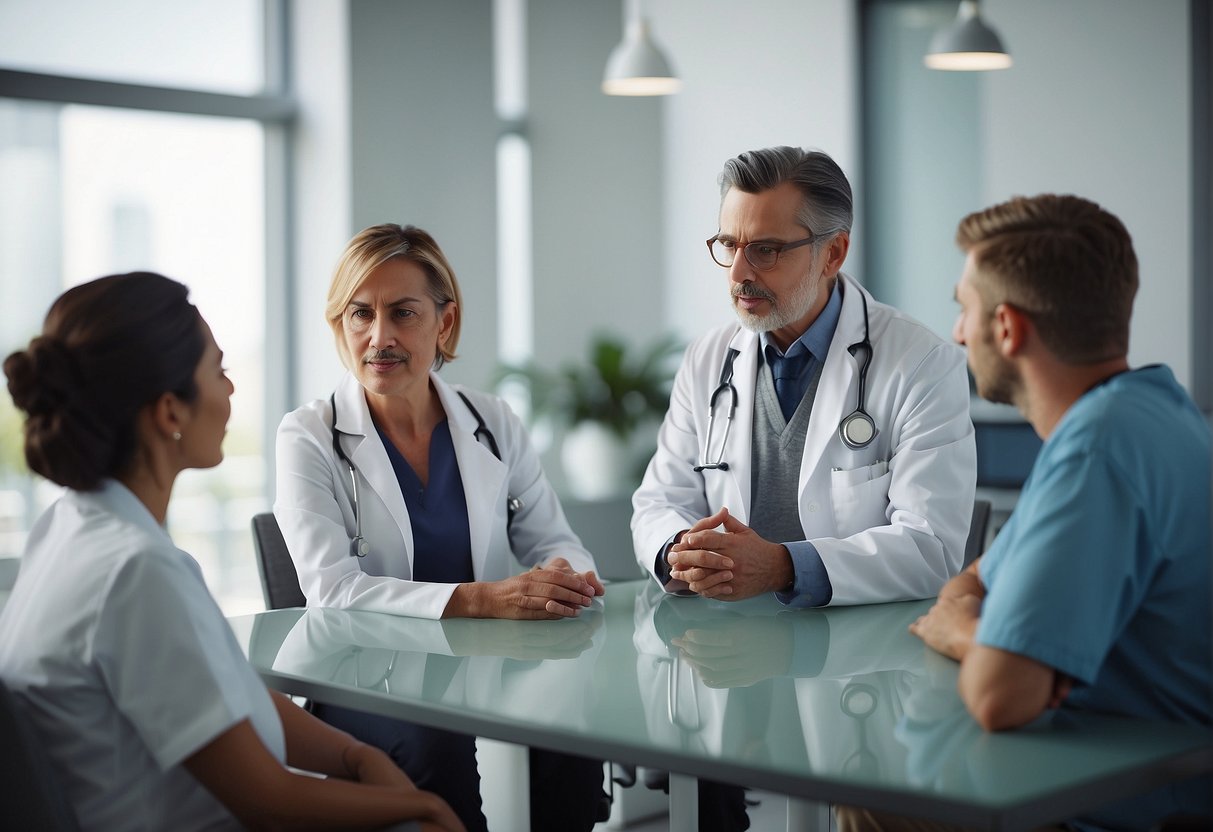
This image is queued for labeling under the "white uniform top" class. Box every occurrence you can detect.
[632,275,976,605]
[274,371,597,619]
[0,480,285,832]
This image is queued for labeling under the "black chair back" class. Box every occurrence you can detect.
[251,512,307,609]
[0,679,81,831]
[963,499,993,567]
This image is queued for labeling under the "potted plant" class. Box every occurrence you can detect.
[496,333,682,499]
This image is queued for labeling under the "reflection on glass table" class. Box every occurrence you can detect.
[232,580,1211,831]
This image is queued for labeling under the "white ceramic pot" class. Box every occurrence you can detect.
[560,421,632,500]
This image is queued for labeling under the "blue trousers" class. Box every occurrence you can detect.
[312,703,606,832]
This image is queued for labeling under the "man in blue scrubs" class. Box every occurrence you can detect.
[839,193,1211,831]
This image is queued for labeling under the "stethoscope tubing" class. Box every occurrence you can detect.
[329,390,521,558]
[695,282,878,472]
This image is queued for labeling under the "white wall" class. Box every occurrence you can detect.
[982,0,1192,387]
[650,0,861,341]
[289,0,1199,396]
[527,0,665,369]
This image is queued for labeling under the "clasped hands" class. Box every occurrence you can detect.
[494,557,605,619]
[667,507,793,600]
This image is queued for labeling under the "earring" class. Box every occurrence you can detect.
[172,432,182,441]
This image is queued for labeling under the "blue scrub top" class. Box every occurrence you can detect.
[376,420,475,584]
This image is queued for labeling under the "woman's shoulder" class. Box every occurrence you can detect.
[14,489,203,628]
[277,395,334,439]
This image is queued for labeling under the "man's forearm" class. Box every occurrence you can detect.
[938,560,985,601]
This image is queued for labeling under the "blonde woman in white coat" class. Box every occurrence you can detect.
[274,224,606,832]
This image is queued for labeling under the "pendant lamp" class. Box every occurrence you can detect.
[602,2,681,96]
[925,0,1012,71]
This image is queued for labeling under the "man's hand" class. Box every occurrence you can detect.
[668,507,793,600]
[937,560,986,603]
[908,593,982,661]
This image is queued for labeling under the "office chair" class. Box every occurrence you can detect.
[963,499,992,568]
[0,679,81,831]
[251,512,307,610]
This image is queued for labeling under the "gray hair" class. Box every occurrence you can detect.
[719,146,853,238]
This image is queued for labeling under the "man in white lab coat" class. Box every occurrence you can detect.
[632,146,976,610]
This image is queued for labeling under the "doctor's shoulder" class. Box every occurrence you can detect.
[868,303,964,370]
[276,395,335,444]
[681,323,743,370]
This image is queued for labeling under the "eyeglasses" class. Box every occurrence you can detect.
[706,234,819,270]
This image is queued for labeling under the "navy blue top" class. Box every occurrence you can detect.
[375,420,475,584]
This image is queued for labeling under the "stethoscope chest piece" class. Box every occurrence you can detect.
[839,409,877,450]
[349,535,370,558]
[838,289,878,451]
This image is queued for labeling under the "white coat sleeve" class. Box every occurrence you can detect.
[273,405,457,620]
[814,341,976,605]
[631,341,711,585]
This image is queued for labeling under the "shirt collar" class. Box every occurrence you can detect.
[760,278,843,362]
[73,478,174,540]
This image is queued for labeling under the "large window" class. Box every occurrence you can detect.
[0,0,291,614]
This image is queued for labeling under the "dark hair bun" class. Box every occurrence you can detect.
[3,272,205,491]
[5,336,116,491]
[6,335,86,416]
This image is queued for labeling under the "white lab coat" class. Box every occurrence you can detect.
[632,275,976,604]
[275,371,597,619]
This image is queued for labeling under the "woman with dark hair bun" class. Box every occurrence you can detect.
[0,272,464,832]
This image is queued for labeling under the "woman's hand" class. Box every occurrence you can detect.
[445,560,602,619]
[417,793,467,832]
[343,742,413,788]
[543,556,606,597]
[345,744,466,831]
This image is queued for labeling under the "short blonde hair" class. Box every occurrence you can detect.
[325,224,463,369]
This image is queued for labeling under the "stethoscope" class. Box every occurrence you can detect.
[840,680,880,777]
[330,391,523,558]
[664,653,702,732]
[694,285,878,472]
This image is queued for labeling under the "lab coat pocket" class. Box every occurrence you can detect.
[830,462,892,538]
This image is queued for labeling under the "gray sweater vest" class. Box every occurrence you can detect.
[748,355,823,544]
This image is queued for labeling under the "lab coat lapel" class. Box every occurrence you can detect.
[800,276,863,488]
[336,373,415,568]
[434,375,507,579]
[726,329,758,525]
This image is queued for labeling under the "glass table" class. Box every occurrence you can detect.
[230,580,1211,831]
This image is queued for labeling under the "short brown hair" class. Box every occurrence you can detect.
[325,224,463,369]
[956,194,1138,364]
